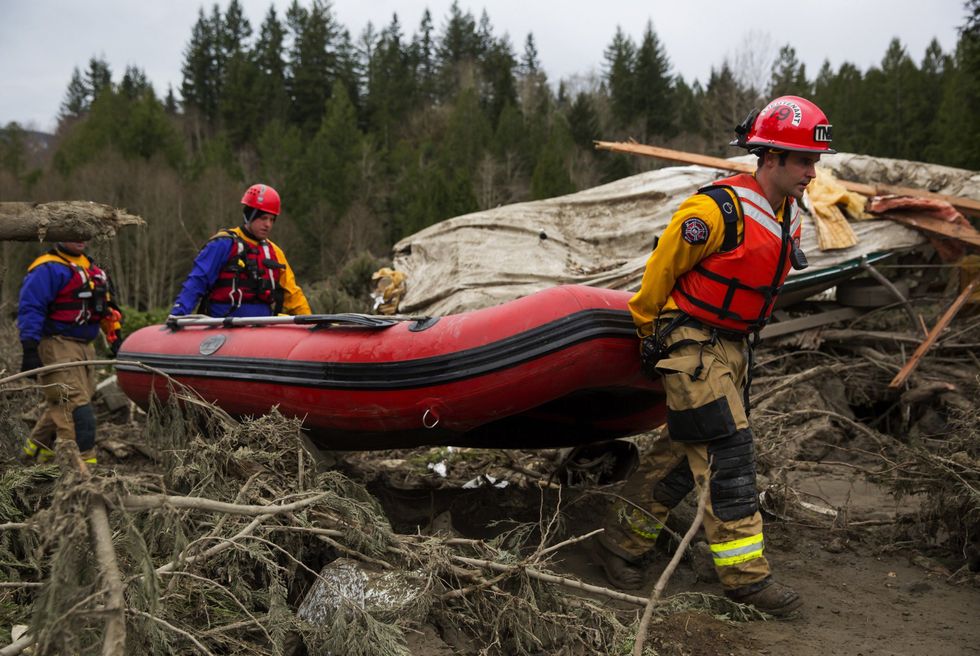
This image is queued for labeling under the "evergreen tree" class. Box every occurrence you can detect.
[164,85,178,115]
[254,6,290,124]
[286,0,338,133]
[436,1,481,95]
[0,122,27,178]
[632,20,674,139]
[366,15,415,149]
[60,67,90,121]
[814,60,872,155]
[120,65,151,100]
[701,62,755,154]
[769,45,811,97]
[531,115,576,199]
[480,35,518,126]
[85,57,113,102]
[874,38,919,158]
[603,27,635,128]
[673,77,704,137]
[180,6,223,122]
[521,33,540,76]
[410,10,437,103]
[931,0,980,167]
[567,92,599,148]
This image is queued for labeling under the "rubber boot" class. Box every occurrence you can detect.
[588,538,646,590]
[21,437,55,464]
[726,578,802,617]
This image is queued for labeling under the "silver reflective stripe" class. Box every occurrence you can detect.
[734,187,798,239]
[262,243,277,290]
[736,187,776,216]
[741,203,782,239]
[790,203,801,233]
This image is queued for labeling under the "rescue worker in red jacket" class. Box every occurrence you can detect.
[18,241,124,464]
[168,184,311,320]
[590,96,835,616]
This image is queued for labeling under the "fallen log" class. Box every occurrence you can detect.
[594,141,980,219]
[0,201,145,242]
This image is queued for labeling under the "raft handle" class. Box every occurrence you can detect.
[422,408,440,429]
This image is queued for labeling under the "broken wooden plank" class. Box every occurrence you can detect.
[889,277,980,389]
[760,306,864,339]
[880,213,980,249]
[0,201,145,242]
[594,140,980,219]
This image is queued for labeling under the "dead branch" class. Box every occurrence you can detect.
[156,516,267,576]
[128,609,214,656]
[118,491,328,515]
[0,201,145,242]
[634,474,710,656]
[0,634,33,656]
[890,277,980,388]
[450,554,650,606]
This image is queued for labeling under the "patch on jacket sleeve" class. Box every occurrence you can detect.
[681,217,710,245]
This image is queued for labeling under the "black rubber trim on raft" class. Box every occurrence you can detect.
[117,308,636,390]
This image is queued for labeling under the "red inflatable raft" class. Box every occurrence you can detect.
[116,285,666,449]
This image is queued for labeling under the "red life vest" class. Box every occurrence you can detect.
[207,228,285,311]
[30,250,112,325]
[671,173,801,332]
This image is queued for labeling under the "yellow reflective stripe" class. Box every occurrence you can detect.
[83,458,98,465]
[23,439,54,459]
[626,509,664,541]
[711,533,765,567]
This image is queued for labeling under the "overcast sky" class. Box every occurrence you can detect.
[0,0,968,133]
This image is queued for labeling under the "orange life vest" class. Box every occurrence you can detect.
[29,250,112,325]
[207,228,285,312]
[671,173,801,332]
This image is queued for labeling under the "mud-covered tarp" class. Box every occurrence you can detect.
[392,153,980,315]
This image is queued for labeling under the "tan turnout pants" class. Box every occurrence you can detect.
[599,318,770,589]
[28,336,96,458]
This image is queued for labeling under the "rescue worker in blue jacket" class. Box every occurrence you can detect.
[168,184,311,320]
[590,96,836,617]
[18,240,123,464]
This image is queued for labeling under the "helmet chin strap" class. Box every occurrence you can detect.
[243,207,260,225]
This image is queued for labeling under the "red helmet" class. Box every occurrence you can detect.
[732,96,836,154]
[241,184,281,216]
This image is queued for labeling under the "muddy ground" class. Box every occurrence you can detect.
[339,435,980,656]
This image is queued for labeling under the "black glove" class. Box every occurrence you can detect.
[109,332,124,357]
[639,335,662,379]
[165,315,180,331]
[20,340,42,372]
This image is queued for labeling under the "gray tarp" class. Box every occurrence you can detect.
[392,153,980,316]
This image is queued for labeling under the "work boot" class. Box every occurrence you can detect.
[726,578,802,617]
[587,539,646,590]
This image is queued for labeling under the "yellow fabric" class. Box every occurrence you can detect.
[27,250,93,272]
[30,337,96,447]
[223,227,312,316]
[805,167,866,250]
[371,267,408,315]
[710,533,765,567]
[628,190,740,336]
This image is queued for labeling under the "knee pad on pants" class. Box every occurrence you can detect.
[652,460,695,509]
[707,429,758,522]
[72,404,96,452]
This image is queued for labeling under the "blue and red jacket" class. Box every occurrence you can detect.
[170,226,311,318]
[18,247,113,343]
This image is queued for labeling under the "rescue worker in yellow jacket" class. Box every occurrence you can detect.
[591,96,835,617]
[18,241,124,464]
[168,184,311,320]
